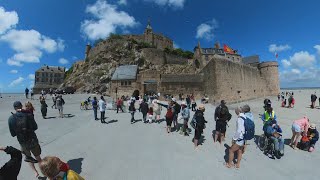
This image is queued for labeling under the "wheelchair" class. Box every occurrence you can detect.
[257,133,276,158]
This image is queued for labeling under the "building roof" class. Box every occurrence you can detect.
[243,55,260,64]
[36,66,65,73]
[111,65,138,80]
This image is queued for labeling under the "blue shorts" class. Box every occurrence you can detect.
[292,123,301,132]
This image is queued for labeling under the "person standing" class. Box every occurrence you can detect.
[92,97,98,120]
[186,95,191,109]
[193,104,207,149]
[157,101,174,133]
[311,93,317,108]
[128,97,136,124]
[214,100,232,144]
[99,96,107,123]
[180,101,190,136]
[40,96,48,119]
[172,98,180,131]
[51,93,57,109]
[153,100,161,123]
[225,107,245,169]
[56,95,65,118]
[139,99,149,123]
[8,101,42,177]
[0,146,23,180]
[25,88,29,99]
[30,88,34,100]
[116,98,124,113]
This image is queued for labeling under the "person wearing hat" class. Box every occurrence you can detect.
[307,124,319,152]
[193,104,207,149]
[8,101,42,178]
[180,101,190,136]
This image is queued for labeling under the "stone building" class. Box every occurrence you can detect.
[33,65,65,93]
[193,42,242,69]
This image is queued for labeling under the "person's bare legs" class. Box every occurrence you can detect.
[290,129,296,146]
[28,162,39,177]
[221,133,225,144]
[214,131,219,143]
[226,144,240,168]
[194,139,198,149]
[235,147,243,168]
[293,133,301,149]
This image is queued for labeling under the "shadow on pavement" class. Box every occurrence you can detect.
[64,114,75,118]
[107,119,118,124]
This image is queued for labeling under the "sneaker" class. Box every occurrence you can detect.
[24,156,38,163]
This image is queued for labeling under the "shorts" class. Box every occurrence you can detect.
[236,139,245,146]
[292,123,301,132]
[216,120,227,133]
[21,143,41,157]
[166,117,173,126]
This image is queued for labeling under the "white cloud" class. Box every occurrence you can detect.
[314,45,320,55]
[290,51,315,68]
[118,0,127,5]
[0,29,65,66]
[10,70,18,74]
[144,0,186,8]
[0,7,19,34]
[59,58,69,65]
[28,74,35,80]
[9,77,24,87]
[81,0,138,40]
[29,81,34,89]
[269,44,291,53]
[196,19,218,41]
[72,56,78,60]
[281,59,291,69]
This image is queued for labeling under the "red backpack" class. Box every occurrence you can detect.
[165,108,173,119]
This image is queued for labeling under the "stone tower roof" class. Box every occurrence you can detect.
[146,19,152,30]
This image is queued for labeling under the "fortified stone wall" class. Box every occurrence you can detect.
[165,53,188,65]
[258,62,280,95]
[202,57,271,104]
[87,40,108,59]
[141,48,188,65]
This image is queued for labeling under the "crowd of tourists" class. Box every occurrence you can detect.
[2,90,320,179]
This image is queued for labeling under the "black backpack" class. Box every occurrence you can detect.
[175,103,181,114]
[14,113,38,149]
[219,105,232,121]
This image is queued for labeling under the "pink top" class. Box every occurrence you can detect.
[294,117,309,132]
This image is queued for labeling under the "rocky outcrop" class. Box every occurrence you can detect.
[61,36,195,94]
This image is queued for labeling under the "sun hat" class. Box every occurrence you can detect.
[171,98,176,102]
[310,123,316,129]
[198,104,205,110]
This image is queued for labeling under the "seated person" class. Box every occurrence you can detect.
[261,106,277,125]
[264,120,284,158]
[307,124,319,152]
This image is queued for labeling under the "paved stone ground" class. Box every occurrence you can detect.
[0,91,320,180]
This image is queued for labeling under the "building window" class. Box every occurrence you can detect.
[128,81,132,86]
[121,81,124,86]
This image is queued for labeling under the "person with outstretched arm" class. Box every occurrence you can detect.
[0,146,22,180]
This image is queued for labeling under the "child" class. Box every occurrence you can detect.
[148,107,153,123]
[281,99,287,108]
[39,156,84,180]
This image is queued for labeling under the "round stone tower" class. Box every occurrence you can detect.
[258,61,280,96]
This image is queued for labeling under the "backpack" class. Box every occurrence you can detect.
[165,108,173,119]
[218,105,232,121]
[190,114,196,129]
[14,113,38,149]
[240,116,255,140]
[174,103,181,114]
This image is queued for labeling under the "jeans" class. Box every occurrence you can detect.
[182,119,189,133]
[100,111,105,122]
[270,136,284,152]
[131,112,135,122]
[93,108,97,120]
[142,113,147,122]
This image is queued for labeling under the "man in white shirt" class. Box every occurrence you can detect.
[225,106,246,169]
[99,96,107,123]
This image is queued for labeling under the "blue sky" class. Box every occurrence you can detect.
[1,0,320,93]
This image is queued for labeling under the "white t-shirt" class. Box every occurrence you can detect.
[233,113,245,141]
[99,100,106,112]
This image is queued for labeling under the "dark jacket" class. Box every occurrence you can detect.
[139,102,149,114]
[8,112,38,145]
[308,128,319,144]
[195,110,207,130]
[0,146,22,180]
